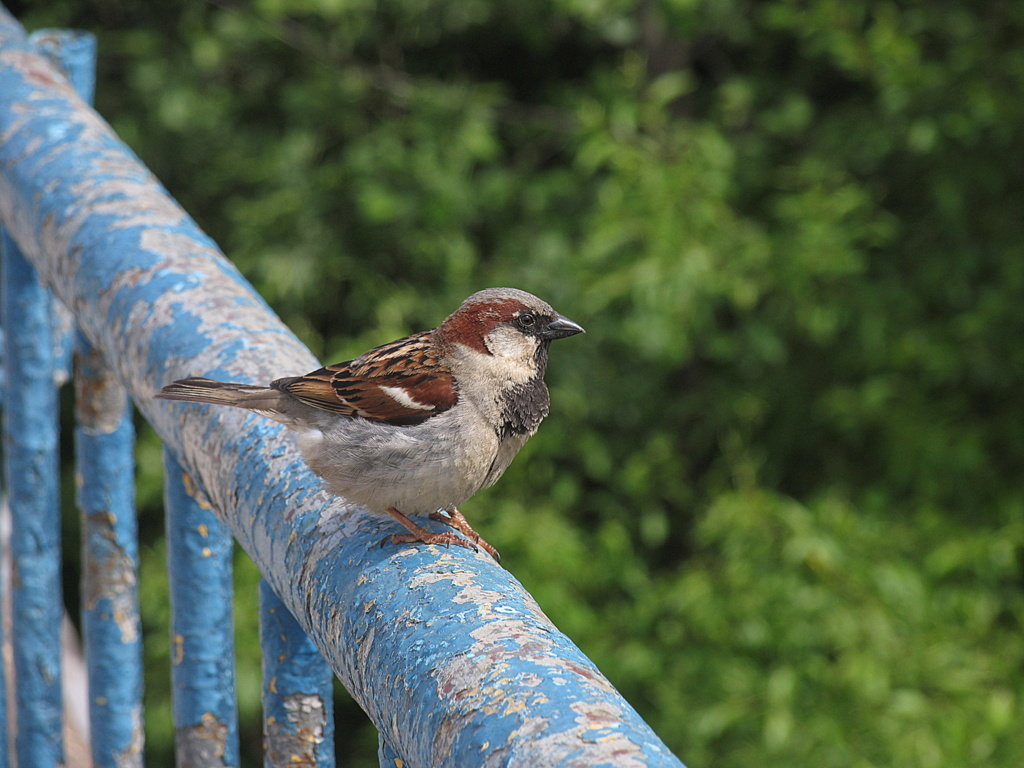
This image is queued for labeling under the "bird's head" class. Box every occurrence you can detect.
[436,287,584,381]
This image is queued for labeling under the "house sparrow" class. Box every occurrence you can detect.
[156,287,584,560]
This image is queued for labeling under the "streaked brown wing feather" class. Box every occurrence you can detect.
[272,331,458,426]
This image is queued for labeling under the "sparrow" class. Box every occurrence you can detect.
[155,287,584,560]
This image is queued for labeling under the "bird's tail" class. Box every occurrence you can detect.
[156,377,286,414]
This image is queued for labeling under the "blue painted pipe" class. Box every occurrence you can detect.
[76,337,144,768]
[28,28,95,389]
[0,27,76,758]
[259,580,335,768]
[164,449,240,768]
[0,6,685,766]
[1,230,64,767]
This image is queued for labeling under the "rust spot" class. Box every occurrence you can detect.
[74,345,128,432]
[83,510,140,643]
[176,712,234,768]
[25,64,62,88]
[181,471,214,510]
[264,693,328,766]
[172,634,184,665]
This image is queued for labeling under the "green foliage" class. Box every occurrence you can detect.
[18,0,1024,765]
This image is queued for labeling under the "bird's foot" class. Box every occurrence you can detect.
[381,507,485,556]
[383,531,479,552]
[430,508,500,562]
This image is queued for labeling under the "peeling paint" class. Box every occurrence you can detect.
[82,511,139,644]
[259,580,334,766]
[74,319,127,432]
[165,451,239,766]
[176,712,234,768]
[181,470,214,511]
[3,160,64,768]
[114,705,144,768]
[264,693,327,765]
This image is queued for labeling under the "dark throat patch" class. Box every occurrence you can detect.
[497,343,551,438]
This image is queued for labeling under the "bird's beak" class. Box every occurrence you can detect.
[541,314,586,340]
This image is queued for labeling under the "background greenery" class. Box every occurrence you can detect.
[14,0,1024,765]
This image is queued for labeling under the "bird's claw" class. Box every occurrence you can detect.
[382,531,478,552]
[429,510,501,561]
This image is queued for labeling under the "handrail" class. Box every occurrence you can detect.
[0,6,684,766]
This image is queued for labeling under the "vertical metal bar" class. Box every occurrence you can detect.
[163,449,239,768]
[1,232,63,767]
[28,28,95,115]
[259,579,335,768]
[75,339,143,768]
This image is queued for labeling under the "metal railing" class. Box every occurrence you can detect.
[0,7,685,767]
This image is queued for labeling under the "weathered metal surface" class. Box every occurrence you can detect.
[0,6,685,767]
[1,231,64,767]
[76,340,144,768]
[29,28,93,388]
[260,580,334,768]
[378,734,404,767]
[164,449,239,768]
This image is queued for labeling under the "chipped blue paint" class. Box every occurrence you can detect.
[29,29,95,386]
[164,449,240,768]
[260,579,335,768]
[0,6,685,767]
[29,28,95,103]
[76,336,144,768]
[1,231,63,768]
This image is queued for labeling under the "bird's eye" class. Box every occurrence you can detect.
[516,312,537,330]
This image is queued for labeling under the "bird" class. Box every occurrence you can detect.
[155,287,584,560]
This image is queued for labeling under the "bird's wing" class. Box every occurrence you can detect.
[272,331,458,426]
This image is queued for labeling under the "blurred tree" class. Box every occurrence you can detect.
[12,0,1024,765]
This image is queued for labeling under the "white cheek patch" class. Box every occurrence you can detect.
[484,326,539,361]
[381,385,434,411]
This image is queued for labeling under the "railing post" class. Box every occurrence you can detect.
[164,450,240,768]
[259,579,335,767]
[1,228,63,768]
[75,339,144,767]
